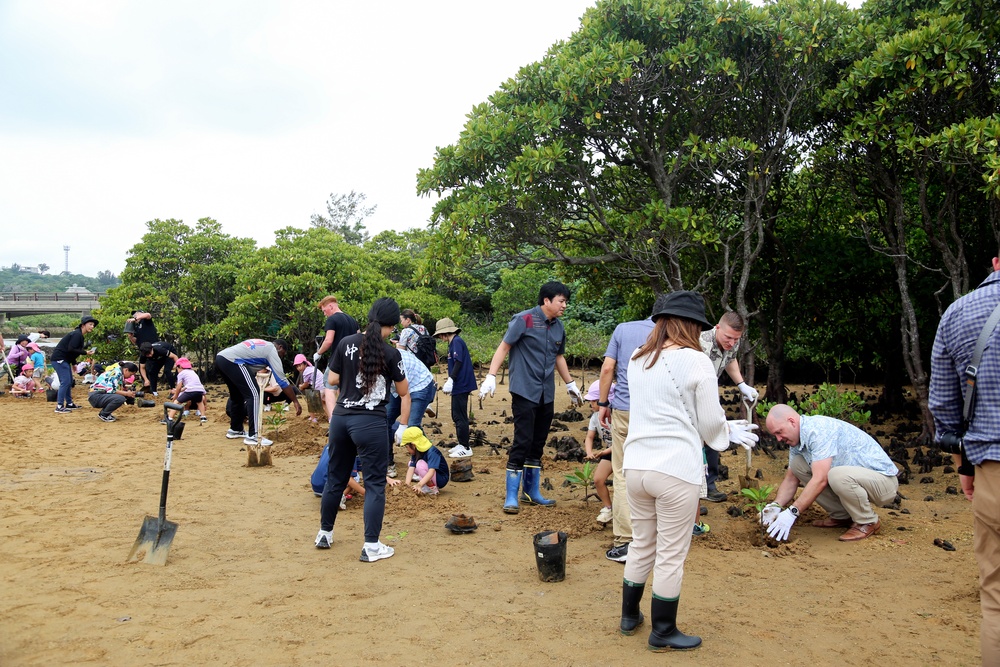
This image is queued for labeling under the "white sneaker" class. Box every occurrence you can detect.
[420,485,439,495]
[226,429,246,439]
[339,494,347,511]
[244,436,273,446]
[596,506,613,523]
[315,530,333,549]
[387,463,398,478]
[360,541,394,562]
[449,446,472,458]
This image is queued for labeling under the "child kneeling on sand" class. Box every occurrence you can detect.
[12,363,37,398]
[400,427,450,495]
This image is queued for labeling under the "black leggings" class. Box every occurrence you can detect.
[215,355,262,438]
[320,413,389,543]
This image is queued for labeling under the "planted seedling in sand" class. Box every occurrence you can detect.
[564,461,597,501]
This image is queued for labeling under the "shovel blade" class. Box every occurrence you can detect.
[126,515,178,566]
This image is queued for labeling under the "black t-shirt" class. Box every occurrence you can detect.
[134,317,159,347]
[330,333,405,417]
[149,342,176,359]
[322,311,360,369]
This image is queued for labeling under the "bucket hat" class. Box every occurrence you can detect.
[650,291,712,330]
[434,317,461,336]
[400,426,432,452]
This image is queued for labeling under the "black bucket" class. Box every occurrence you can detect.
[46,388,58,402]
[533,530,568,582]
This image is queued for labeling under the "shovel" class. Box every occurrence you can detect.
[127,402,186,566]
[737,396,760,490]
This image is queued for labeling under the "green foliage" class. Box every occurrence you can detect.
[309,190,374,246]
[490,266,553,322]
[264,402,288,437]
[756,383,871,424]
[740,485,777,512]
[564,461,596,501]
[0,267,117,293]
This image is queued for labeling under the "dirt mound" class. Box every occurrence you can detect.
[269,418,327,457]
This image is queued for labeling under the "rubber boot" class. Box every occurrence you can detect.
[648,596,701,651]
[503,468,523,514]
[620,580,645,635]
[520,460,556,506]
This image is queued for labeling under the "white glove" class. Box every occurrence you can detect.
[393,422,406,446]
[766,508,797,541]
[313,352,322,364]
[760,502,781,527]
[738,382,759,402]
[479,374,496,399]
[727,419,759,450]
[566,381,583,407]
[442,378,454,394]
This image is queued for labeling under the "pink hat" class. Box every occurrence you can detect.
[22,363,34,371]
[27,343,41,352]
[175,357,193,369]
[584,380,615,402]
[293,353,310,366]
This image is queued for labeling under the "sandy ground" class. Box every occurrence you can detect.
[0,376,984,666]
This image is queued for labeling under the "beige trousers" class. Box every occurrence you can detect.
[789,456,898,524]
[611,409,632,546]
[974,460,1000,665]
[622,469,699,599]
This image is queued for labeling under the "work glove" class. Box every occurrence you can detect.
[766,508,797,542]
[760,502,781,527]
[313,352,322,365]
[442,378,454,394]
[393,422,406,446]
[479,374,496,400]
[566,381,584,407]
[727,419,759,450]
[737,382,759,402]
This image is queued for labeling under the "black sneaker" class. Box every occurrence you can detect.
[54,407,71,414]
[705,490,728,503]
[606,544,629,562]
[98,413,117,423]
[65,403,82,410]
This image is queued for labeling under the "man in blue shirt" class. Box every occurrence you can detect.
[763,405,898,543]
[480,282,583,513]
[929,256,1000,663]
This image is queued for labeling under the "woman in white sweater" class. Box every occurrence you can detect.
[619,291,758,651]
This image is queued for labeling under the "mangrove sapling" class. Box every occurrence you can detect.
[265,402,288,437]
[740,484,777,514]
[564,461,597,501]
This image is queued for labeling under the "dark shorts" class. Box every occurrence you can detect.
[177,391,205,405]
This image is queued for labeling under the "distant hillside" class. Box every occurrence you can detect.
[0,267,119,293]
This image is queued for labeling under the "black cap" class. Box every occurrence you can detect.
[650,291,712,330]
[81,316,99,327]
[16,334,30,344]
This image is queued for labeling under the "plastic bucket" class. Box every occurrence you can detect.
[533,530,568,582]
[46,388,58,402]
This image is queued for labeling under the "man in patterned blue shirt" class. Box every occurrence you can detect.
[763,405,899,543]
[929,256,1000,664]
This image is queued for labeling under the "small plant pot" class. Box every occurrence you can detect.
[46,388,58,402]
[533,530,568,583]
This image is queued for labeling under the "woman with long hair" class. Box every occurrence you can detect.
[618,292,758,651]
[315,298,410,562]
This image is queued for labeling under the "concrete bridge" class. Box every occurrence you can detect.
[0,292,105,324]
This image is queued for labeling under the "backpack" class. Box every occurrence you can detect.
[408,325,438,369]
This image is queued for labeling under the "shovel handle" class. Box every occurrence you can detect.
[158,438,172,524]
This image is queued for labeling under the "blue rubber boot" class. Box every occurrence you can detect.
[520,460,556,506]
[503,468,523,514]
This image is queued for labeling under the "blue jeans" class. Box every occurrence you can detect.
[386,382,436,461]
[53,360,73,408]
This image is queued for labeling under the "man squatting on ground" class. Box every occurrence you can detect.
[479,281,584,514]
[88,362,139,422]
[698,312,759,502]
[929,253,1000,664]
[215,338,302,446]
[598,296,665,562]
[762,404,899,543]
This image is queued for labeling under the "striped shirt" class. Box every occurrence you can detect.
[930,271,1000,465]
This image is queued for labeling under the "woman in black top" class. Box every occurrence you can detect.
[51,316,98,413]
[316,298,410,563]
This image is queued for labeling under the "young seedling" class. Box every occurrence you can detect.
[740,484,777,513]
[564,461,597,501]
[265,402,288,437]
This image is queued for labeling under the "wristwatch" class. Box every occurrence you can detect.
[788,506,799,518]
[597,401,610,407]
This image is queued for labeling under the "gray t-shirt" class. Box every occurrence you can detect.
[603,318,655,411]
[503,306,565,404]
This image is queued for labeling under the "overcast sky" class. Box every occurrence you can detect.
[0,0,597,277]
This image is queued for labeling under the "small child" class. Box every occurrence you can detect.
[400,426,450,495]
[584,380,615,523]
[12,363,36,398]
[168,357,208,423]
[27,343,45,380]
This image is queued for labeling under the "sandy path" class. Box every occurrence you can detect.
[0,379,982,666]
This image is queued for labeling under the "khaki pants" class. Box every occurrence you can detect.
[622,469,699,599]
[789,457,898,524]
[611,410,632,547]
[974,460,1000,665]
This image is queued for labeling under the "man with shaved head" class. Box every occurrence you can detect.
[762,404,899,542]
